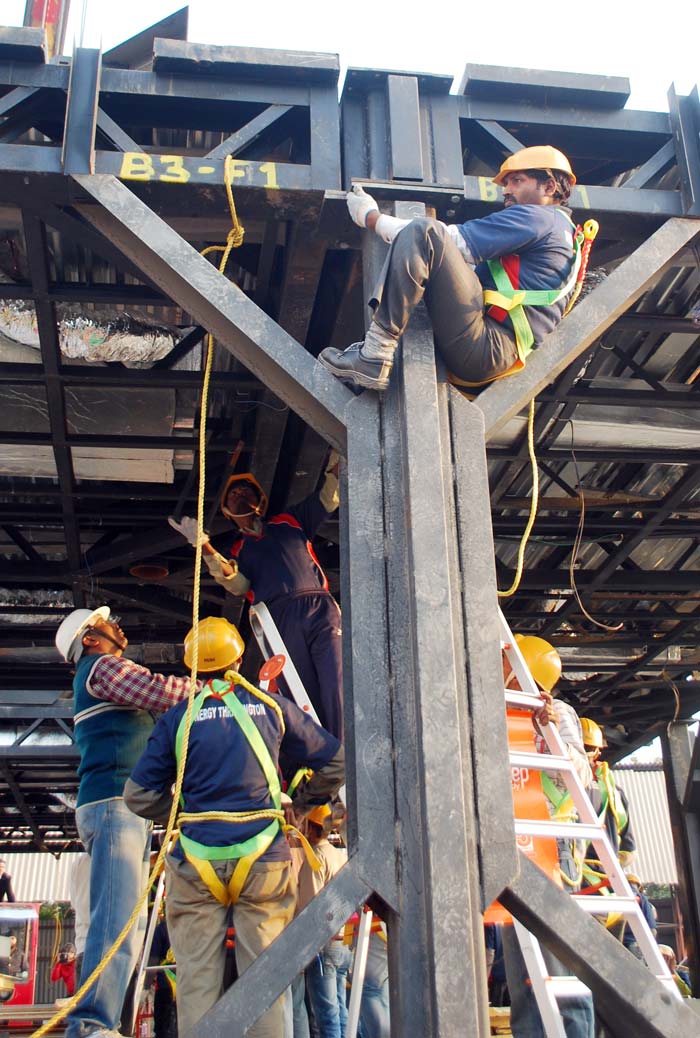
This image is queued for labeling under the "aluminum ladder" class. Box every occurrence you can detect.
[499,609,678,1038]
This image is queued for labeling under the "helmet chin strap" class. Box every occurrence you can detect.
[85,627,125,652]
[227,500,264,519]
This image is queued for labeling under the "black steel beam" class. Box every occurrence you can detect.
[668,85,700,217]
[501,855,697,1037]
[541,466,700,636]
[21,212,84,607]
[72,175,350,450]
[62,48,101,175]
[0,362,256,389]
[624,140,676,189]
[0,281,166,304]
[462,176,681,218]
[477,217,700,439]
[204,105,294,161]
[95,107,143,154]
[537,386,699,409]
[661,727,700,994]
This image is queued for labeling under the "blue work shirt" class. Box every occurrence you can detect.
[225,492,332,605]
[130,681,340,862]
[459,204,576,347]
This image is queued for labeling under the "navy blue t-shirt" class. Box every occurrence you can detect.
[459,205,576,347]
[225,493,332,605]
[130,681,340,862]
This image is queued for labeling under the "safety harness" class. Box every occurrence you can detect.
[484,210,583,361]
[174,676,319,906]
[449,211,597,393]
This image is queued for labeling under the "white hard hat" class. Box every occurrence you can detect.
[55,606,110,663]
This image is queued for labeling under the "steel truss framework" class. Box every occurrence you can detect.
[1,19,700,1035]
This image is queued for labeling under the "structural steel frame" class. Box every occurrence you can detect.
[2,24,700,1035]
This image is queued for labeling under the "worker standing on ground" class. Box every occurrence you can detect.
[124,616,345,1038]
[169,451,344,739]
[54,607,198,1038]
[502,634,594,1038]
[318,146,579,392]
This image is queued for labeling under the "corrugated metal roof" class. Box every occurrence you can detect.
[1,852,78,902]
[611,764,678,885]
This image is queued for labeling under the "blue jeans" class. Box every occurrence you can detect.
[292,972,310,1038]
[67,798,150,1038]
[359,933,390,1038]
[306,940,352,1038]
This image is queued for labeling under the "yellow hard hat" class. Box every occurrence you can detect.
[183,617,245,672]
[220,473,268,520]
[306,803,332,828]
[515,634,562,693]
[580,717,606,749]
[493,146,576,187]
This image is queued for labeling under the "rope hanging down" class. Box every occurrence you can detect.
[498,399,538,598]
[31,157,245,1038]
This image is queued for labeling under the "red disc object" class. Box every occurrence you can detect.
[259,654,286,683]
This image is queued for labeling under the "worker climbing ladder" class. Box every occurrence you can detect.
[249,601,368,1038]
[249,602,320,722]
[497,609,678,1037]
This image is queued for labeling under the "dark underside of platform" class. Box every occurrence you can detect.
[1,21,700,852]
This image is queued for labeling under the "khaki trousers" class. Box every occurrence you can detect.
[165,854,296,1038]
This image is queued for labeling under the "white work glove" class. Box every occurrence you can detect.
[168,515,210,546]
[346,185,378,228]
[325,449,340,475]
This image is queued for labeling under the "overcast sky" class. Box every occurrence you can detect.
[5,0,699,112]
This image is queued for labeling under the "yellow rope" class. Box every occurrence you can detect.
[31,156,244,1038]
[498,399,538,598]
[179,809,284,825]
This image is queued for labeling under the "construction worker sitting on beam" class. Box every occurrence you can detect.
[124,616,345,1038]
[319,146,579,392]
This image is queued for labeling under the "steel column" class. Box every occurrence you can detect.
[501,856,697,1038]
[660,725,700,995]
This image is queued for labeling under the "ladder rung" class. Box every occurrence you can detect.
[514,820,603,841]
[509,751,575,773]
[544,977,591,998]
[505,690,541,710]
[571,894,639,915]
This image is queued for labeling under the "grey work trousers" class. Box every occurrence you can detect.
[165,854,296,1038]
[370,217,519,384]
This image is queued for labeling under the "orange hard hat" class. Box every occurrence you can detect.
[220,473,268,520]
[306,804,332,828]
[493,146,576,186]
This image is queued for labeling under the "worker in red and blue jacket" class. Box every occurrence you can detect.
[169,451,343,739]
[319,145,580,393]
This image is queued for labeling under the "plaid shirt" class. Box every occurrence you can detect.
[87,654,201,715]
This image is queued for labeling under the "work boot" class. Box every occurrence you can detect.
[318,342,392,391]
